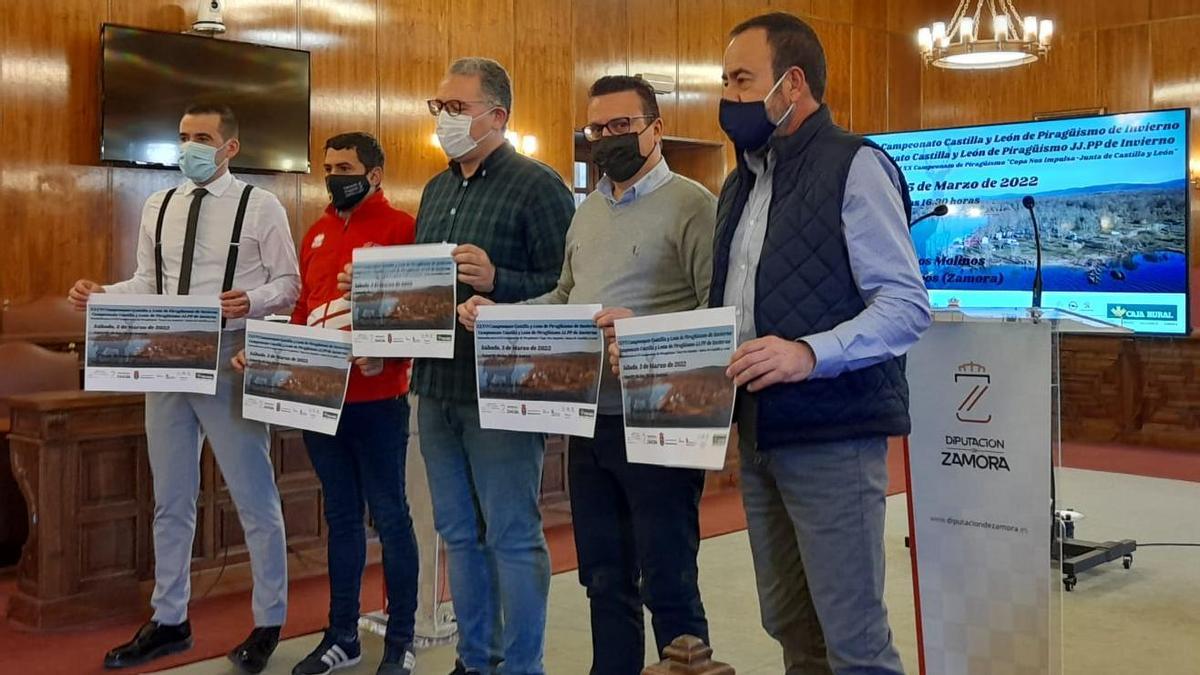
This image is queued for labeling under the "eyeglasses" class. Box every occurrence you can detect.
[582,116,657,142]
[426,99,496,117]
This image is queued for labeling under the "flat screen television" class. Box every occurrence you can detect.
[869,108,1191,336]
[100,24,310,174]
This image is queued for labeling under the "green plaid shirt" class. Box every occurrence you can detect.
[411,142,575,402]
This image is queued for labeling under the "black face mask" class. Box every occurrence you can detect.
[326,174,371,211]
[592,126,653,183]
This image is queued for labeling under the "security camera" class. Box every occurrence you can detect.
[193,0,226,34]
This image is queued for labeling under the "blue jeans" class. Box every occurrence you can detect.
[570,414,708,674]
[740,430,904,675]
[418,397,550,675]
[303,397,419,648]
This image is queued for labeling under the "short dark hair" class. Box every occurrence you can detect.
[182,102,239,140]
[588,75,661,119]
[324,132,385,170]
[450,57,513,111]
[731,12,827,102]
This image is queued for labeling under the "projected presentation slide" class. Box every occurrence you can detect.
[870,108,1190,335]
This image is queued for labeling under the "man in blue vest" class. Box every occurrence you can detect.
[714,13,931,675]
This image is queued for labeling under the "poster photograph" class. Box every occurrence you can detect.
[351,243,457,358]
[241,319,352,435]
[615,306,736,470]
[85,294,222,394]
[475,304,604,437]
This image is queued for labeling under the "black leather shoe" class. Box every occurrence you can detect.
[228,625,281,674]
[103,620,193,669]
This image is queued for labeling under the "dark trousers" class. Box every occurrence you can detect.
[569,414,709,675]
[302,397,419,647]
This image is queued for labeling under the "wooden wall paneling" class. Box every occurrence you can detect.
[573,0,629,130]
[1150,14,1200,206]
[676,0,726,144]
[1094,0,1151,27]
[1031,29,1098,116]
[512,0,575,180]
[851,27,888,133]
[1016,0,1097,32]
[108,170,178,283]
[1151,0,1200,20]
[1098,25,1151,114]
[722,0,771,33]
[853,0,887,30]
[628,0,680,125]
[299,0,381,229]
[378,0,450,214]
[888,0,947,36]
[0,1,110,302]
[807,0,853,23]
[809,19,854,128]
[448,0,516,65]
[886,31,922,132]
[921,64,1034,129]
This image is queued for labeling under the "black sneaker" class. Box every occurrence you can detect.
[103,620,193,669]
[377,641,417,675]
[292,629,362,675]
[448,659,482,675]
[228,625,281,673]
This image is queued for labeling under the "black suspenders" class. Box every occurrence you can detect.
[154,184,255,326]
[153,182,254,293]
[222,185,255,294]
[153,188,178,295]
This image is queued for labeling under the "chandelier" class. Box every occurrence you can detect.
[917,0,1054,70]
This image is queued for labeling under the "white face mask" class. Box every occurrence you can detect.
[436,107,497,160]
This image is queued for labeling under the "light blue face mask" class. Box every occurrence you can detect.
[178,141,226,183]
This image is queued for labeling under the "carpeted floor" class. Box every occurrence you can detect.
[1,440,1195,674]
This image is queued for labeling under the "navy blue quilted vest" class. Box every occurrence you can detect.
[710,105,913,449]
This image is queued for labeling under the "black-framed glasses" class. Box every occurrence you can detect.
[582,116,657,142]
[426,99,495,117]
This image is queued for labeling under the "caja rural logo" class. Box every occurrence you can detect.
[943,361,1009,471]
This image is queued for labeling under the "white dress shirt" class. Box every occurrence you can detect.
[105,171,300,331]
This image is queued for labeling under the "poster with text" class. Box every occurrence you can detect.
[906,321,1053,675]
[85,294,222,394]
[869,108,1189,335]
[475,304,604,437]
[242,320,352,435]
[351,243,457,357]
[615,307,736,470]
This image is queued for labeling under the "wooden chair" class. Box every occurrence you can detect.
[0,341,81,566]
[1,295,86,353]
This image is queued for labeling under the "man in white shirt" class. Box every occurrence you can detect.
[69,103,300,673]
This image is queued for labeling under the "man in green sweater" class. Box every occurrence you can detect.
[459,75,717,675]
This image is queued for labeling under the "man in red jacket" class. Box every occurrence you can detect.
[235,132,419,675]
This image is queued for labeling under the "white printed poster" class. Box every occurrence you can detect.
[474,304,604,437]
[614,307,736,470]
[351,243,457,358]
[85,294,222,394]
[241,320,353,436]
[906,321,1052,675]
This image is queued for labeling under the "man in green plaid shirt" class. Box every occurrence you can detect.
[415,58,573,675]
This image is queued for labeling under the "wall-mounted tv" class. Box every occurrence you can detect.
[869,108,1191,336]
[100,24,310,174]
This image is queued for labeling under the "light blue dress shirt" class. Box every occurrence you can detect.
[722,145,932,379]
[596,155,673,206]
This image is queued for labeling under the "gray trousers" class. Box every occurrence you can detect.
[738,395,904,674]
[144,331,288,626]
